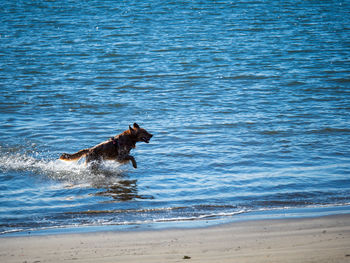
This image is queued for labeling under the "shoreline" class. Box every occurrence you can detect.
[3,204,350,237]
[1,213,350,263]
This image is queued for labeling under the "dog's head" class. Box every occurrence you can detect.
[129,123,153,143]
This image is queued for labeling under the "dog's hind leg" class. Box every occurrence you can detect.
[85,152,102,170]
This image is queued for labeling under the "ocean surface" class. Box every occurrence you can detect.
[1,0,350,235]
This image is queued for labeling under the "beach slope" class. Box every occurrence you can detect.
[1,214,350,263]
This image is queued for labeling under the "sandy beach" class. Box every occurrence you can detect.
[1,214,350,263]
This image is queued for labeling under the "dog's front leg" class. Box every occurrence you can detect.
[126,155,137,169]
[117,155,137,168]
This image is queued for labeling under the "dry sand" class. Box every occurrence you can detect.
[1,214,350,263]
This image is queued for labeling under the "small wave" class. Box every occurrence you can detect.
[63,205,246,222]
[0,209,249,235]
[286,80,305,86]
[222,74,269,80]
[306,127,350,134]
[333,78,350,84]
[260,130,283,135]
[3,203,350,236]
[65,206,187,215]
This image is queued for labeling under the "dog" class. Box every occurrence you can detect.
[59,123,152,169]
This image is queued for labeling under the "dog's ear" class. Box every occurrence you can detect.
[133,123,140,129]
[129,125,134,133]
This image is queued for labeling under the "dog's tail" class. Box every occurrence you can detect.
[59,149,89,161]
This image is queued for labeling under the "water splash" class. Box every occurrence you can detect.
[0,146,126,185]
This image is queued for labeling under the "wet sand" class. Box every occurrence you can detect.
[1,214,350,263]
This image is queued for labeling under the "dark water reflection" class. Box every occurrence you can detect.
[94,179,154,201]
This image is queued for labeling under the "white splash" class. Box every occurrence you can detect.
[0,150,125,185]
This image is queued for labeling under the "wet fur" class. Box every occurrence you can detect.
[59,123,152,169]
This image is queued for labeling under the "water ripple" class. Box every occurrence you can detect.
[0,0,350,234]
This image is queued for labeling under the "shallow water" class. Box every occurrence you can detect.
[1,0,350,234]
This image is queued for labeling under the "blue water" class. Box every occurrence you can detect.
[1,0,350,235]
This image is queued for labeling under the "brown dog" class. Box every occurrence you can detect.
[59,123,152,169]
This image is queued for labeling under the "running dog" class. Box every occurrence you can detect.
[59,123,153,169]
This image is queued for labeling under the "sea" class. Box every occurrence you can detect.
[1,0,350,236]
